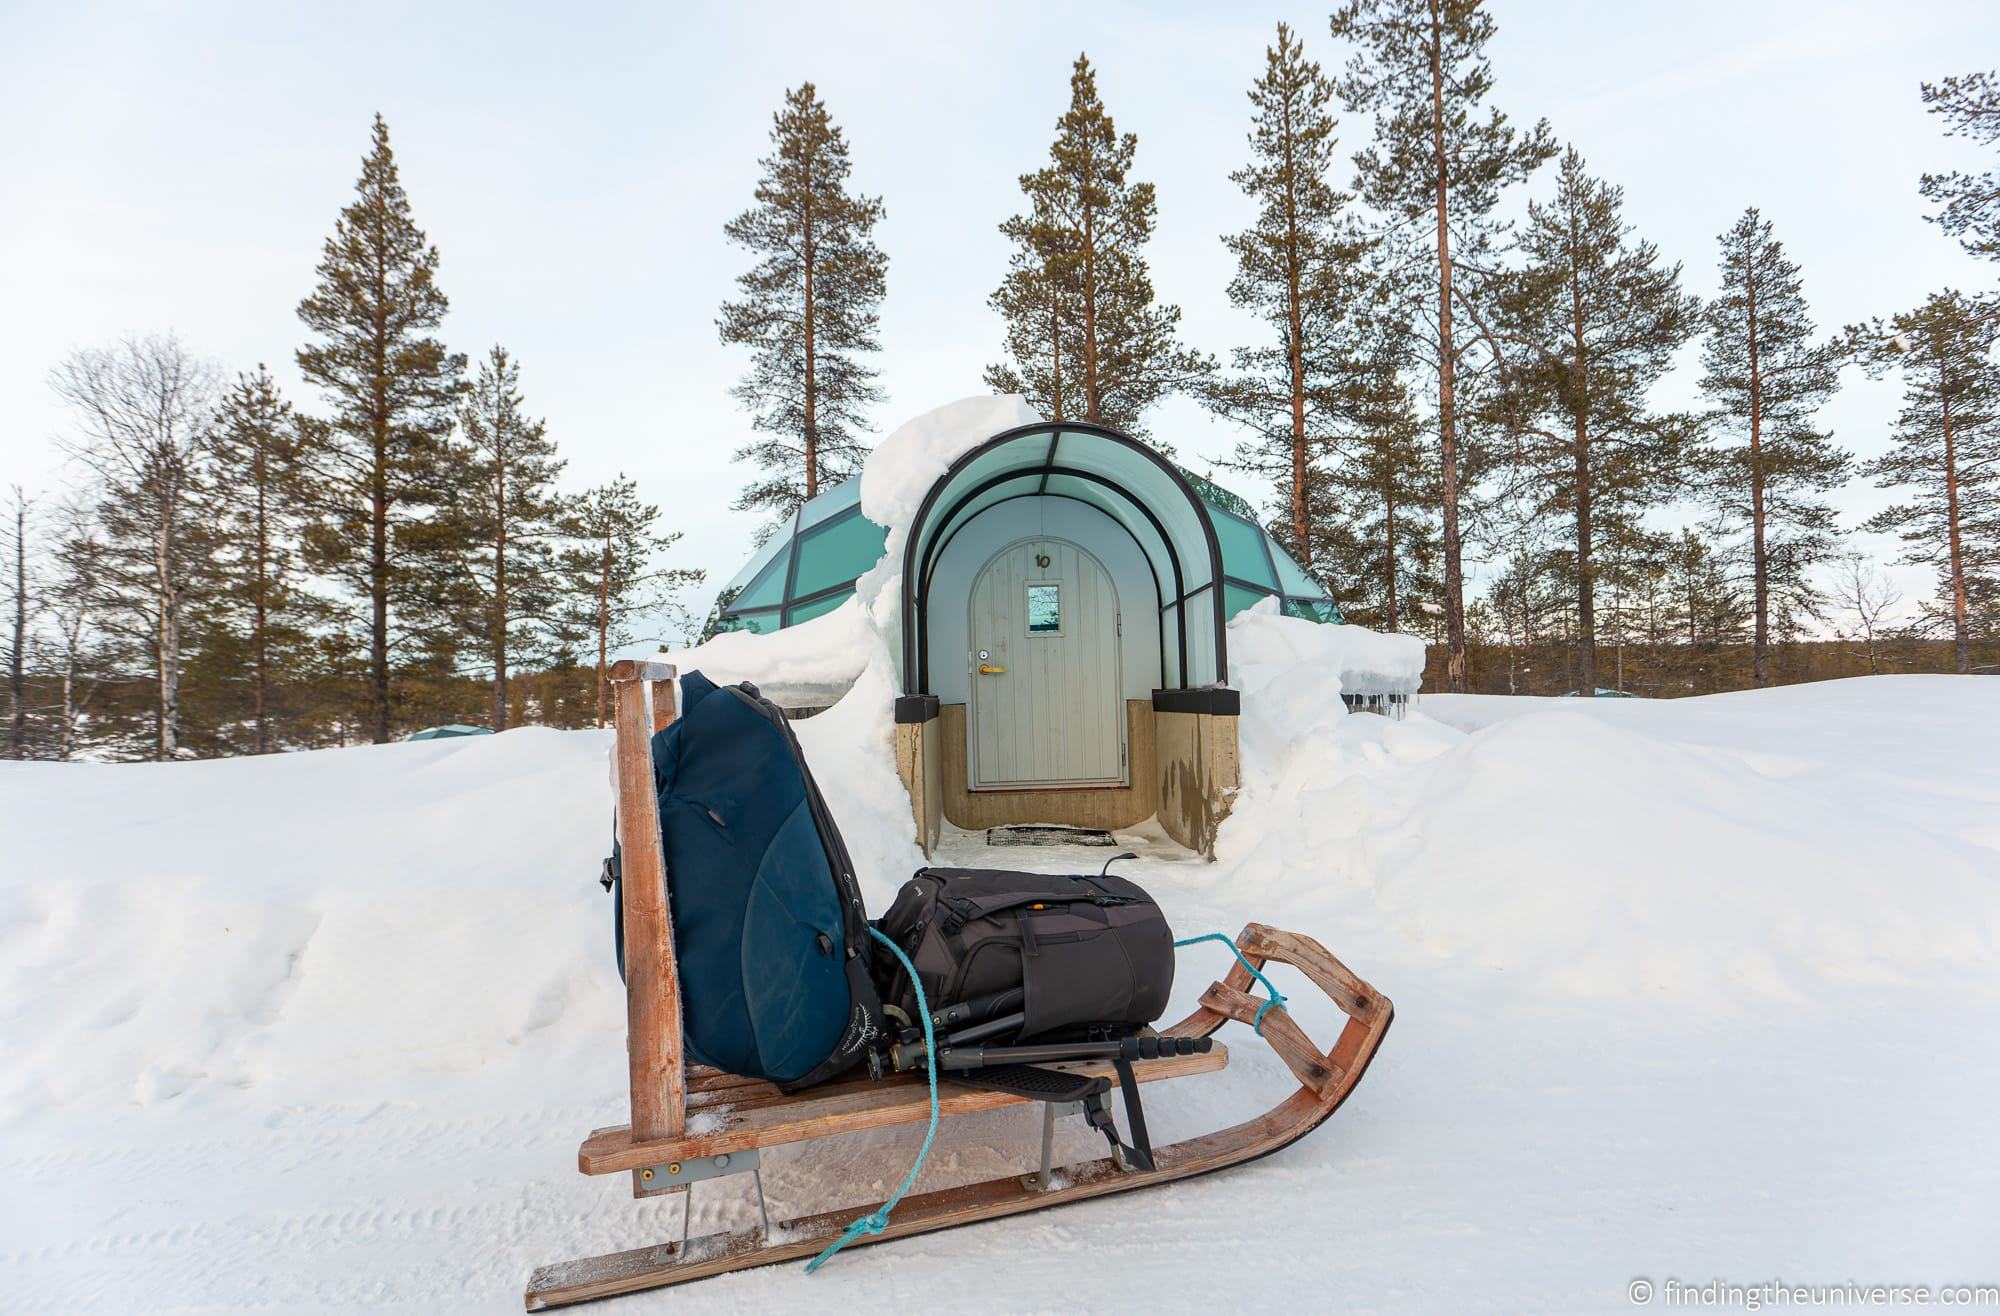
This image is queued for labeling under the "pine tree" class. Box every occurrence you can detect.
[1490,147,1699,697]
[988,54,1210,434]
[1315,360,1439,630]
[1331,0,1554,691]
[447,346,569,730]
[720,84,886,532]
[203,367,315,752]
[1921,71,2000,268]
[1209,23,1375,573]
[1480,547,1565,694]
[1697,209,1850,686]
[1853,291,2000,674]
[42,493,116,760]
[1666,527,1750,691]
[562,476,704,725]
[1595,521,1669,695]
[987,193,1083,420]
[49,333,219,760]
[295,114,467,743]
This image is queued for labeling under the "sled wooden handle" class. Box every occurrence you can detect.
[610,660,686,1177]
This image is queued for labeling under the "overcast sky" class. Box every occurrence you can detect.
[3,0,1996,635]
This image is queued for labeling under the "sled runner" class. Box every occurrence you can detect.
[523,660,1393,1309]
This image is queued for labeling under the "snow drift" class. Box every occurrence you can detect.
[4,632,1999,1310]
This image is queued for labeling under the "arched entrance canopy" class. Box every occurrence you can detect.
[901,422,1228,696]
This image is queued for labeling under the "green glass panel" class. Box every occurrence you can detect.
[1285,598,1342,624]
[719,607,781,635]
[1182,470,1256,519]
[1223,581,1271,618]
[1269,539,1323,597]
[1209,511,1277,588]
[733,555,787,611]
[785,589,852,626]
[793,511,888,597]
[799,476,862,529]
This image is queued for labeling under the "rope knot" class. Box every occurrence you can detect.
[1174,931,1289,1035]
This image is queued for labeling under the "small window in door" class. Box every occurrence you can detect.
[1026,582,1062,636]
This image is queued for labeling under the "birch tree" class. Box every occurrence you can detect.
[50,333,218,759]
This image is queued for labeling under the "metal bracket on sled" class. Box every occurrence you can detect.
[640,1149,772,1246]
[636,1147,761,1189]
[1023,1101,1085,1192]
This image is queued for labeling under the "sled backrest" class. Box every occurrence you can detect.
[609,659,686,1152]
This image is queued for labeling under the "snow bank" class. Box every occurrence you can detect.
[5,653,2000,1307]
[659,597,873,708]
[1229,596,1427,697]
[1217,664,2000,1007]
[0,729,626,1123]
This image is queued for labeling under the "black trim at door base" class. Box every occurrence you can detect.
[1150,687,1241,716]
[894,694,941,724]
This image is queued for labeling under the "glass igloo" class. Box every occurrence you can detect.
[712,466,1341,636]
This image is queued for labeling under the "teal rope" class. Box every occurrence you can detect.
[1174,932,1288,1034]
[806,927,938,1274]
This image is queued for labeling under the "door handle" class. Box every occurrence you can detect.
[978,664,1006,675]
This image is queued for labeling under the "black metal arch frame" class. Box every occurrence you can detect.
[900,421,1228,697]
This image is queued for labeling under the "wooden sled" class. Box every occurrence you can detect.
[524,660,1394,1310]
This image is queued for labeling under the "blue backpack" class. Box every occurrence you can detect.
[610,672,885,1090]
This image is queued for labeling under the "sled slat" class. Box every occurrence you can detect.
[611,667,684,1147]
[579,1043,1228,1174]
[1198,981,1337,1096]
[1238,922,1378,1021]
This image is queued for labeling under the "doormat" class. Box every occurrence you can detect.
[985,825,1117,848]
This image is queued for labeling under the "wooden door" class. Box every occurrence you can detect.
[968,539,1126,790]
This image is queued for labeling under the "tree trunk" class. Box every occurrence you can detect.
[1081,188,1102,424]
[492,447,510,732]
[1940,366,1970,675]
[1048,281,1066,422]
[369,250,393,744]
[1281,91,1311,564]
[802,191,818,500]
[8,495,24,758]
[1574,422,1596,695]
[1745,253,1770,686]
[595,536,612,728]
[1383,487,1401,631]
[1569,249,1596,697]
[156,494,179,761]
[253,447,271,754]
[370,470,389,743]
[1428,0,1468,692]
[60,650,76,760]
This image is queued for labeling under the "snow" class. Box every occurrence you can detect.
[655,598,875,710]
[1230,595,1428,696]
[856,393,1043,550]
[4,626,1999,1309]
